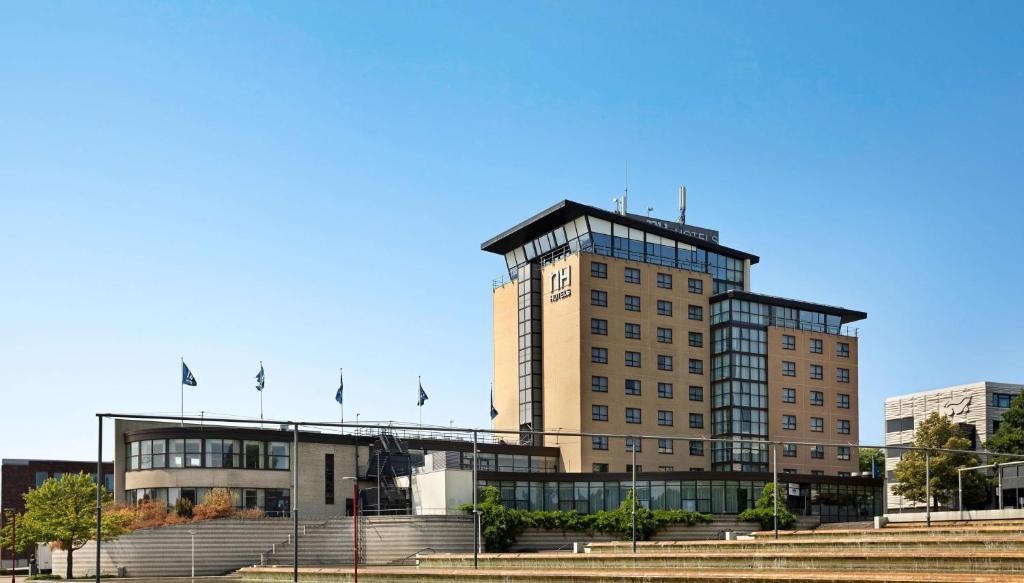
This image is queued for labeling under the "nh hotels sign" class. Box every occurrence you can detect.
[548,266,571,302]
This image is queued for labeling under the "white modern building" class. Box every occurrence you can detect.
[884,381,1024,511]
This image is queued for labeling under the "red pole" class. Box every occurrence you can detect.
[352,482,358,583]
[10,513,15,583]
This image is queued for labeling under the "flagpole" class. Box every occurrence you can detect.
[340,368,344,426]
[418,375,422,428]
[180,357,184,427]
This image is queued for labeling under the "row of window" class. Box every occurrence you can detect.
[780,415,851,434]
[781,335,850,357]
[34,471,113,491]
[781,361,851,383]
[591,348,703,373]
[781,388,851,408]
[127,438,291,471]
[992,393,1017,408]
[591,261,706,294]
[592,377,704,401]
[590,290,704,320]
[590,319,704,346]
[126,487,293,515]
[588,437,853,462]
[591,405,703,428]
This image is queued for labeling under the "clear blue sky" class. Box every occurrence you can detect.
[2,2,1022,460]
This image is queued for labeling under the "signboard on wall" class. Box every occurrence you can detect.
[548,266,571,302]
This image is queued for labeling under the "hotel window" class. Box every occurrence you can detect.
[809,338,823,354]
[782,335,795,350]
[625,379,642,396]
[591,261,607,279]
[657,273,672,289]
[592,405,609,421]
[624,322,641,339]
[592,436,609,450]
[624,267,640,284]
[688,278,703,294]
[627,464,643,472]
[591,290,608,307]
[810,417,824,432]
[688,359,703,374]
[837,368,850,383]
[591,347,608,364]
[657,327,673,343]
[205,439,238,468]
[784,469,797,474]
[810,391,823,406]
[782,415,796,430]
[837,419,851,434]
[838,471,851,477]
[886,416,914,433]
[783,444,797,457]
[689,441,704,456]
[837,393,850,409]
[625,295,641,311]
[782,361,796,377]
[324,453,335,505]
[836,342,850,358]
[625,408,642,424]
[626,437,642,452]
[993,393,1014,408]
[268,442,290,470]
[658,410,674,426]
[688,331,703,348]
[658,382,674,398]
[994,420,1002,433]
[659,465,675,472]
[688,386,703,401]
[592,463,609,473]
[688,305,703,321]
[657,300,673,316]
[591,318,608,335]
[625,351,641,367]
[810,364,823,380]
[35,471,48,487]
[837,446,852,461]
[658,355,673,371]
[592,376,608,392]
[811,470,825,476]
[810,445,824,459]
[689,413,704,429]
[782,388,796,404]
[659,439,674,454]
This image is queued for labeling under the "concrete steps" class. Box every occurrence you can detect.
[416,550,1024,573]
[239,565,1024,582]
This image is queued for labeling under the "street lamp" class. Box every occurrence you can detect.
[188,529,196,579]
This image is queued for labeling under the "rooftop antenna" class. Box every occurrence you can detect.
[679,185,687,224]
[622,161,629,215]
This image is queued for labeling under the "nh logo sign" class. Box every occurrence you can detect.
[549,266,572,302]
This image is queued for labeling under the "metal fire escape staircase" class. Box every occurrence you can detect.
[365,431,412,514]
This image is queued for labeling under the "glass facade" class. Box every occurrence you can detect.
[479,478,882,521]
[501,215,747,294]
[128,438,289,471]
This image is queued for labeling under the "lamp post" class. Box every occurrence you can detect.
[4,509,14,583]
[188,529,195,579]
[630,438,637,554]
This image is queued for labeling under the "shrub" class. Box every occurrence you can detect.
[235,508,266,519]
[128,500,171,530]
[174,497,193,519]
[192,489,237,521]
[738,483,797,530]
[460,486,712,551]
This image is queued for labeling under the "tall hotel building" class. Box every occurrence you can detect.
[484,200,866,477]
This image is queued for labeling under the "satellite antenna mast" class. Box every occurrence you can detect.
[679,185,687,224]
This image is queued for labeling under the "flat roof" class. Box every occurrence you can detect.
[883,381,1024,403]
[711,289,867,324]
[481,199,760,263]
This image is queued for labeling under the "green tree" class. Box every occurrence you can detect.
[10,472,130,579]
[859,447,884,475]
[1,510,42,557]
[985,392,1024,459]
[738,483,797,530]
[891,412,986,509]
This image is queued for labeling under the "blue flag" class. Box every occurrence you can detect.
[490,384,498,420]
[417,378,428,407]
[335,370,344,405]
[255,362,265,392]
[182,361,197,387]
